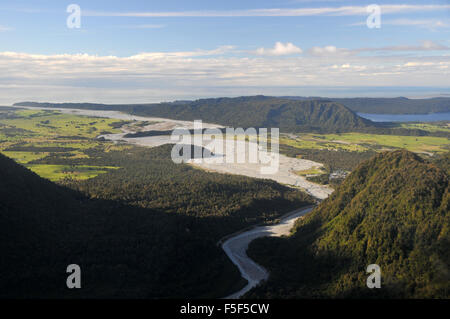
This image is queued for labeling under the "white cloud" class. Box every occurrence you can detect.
[0,47,449,104]
[0,25,12,32]
[359,41,449,52]
[420,40,447,50]
[383,18,450,29]
[308,45,351,56]
[310,41,449,56]
[128,45,236,59]
[255,42,302,56]
[84,5,450,18]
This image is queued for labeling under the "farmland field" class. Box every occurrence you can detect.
[0,107,126,181]
[277,130,449,180]
[280,132,449,154]
[25,164,120,181]
[399,122,450,133]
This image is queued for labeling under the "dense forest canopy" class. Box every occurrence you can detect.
[334,97,450,115]
[247,150,449,298]
[0,144,313,298]
[281,96,450,114]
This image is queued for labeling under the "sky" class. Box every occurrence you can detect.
[0,0,449,104]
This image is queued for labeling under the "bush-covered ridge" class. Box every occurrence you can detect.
[17,96,450,115]
[247,150,449,298]
[281,96,450,114]
[15,96,374,133]
[129,96,373,133]
[15,97,450,137]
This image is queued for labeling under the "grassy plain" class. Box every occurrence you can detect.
[294,167,325,176]
[26,164,120,181]
[1,151,49,164]
[0,107,125,181]
[399,122,450,133]
[6,109,118,138]
[280,132,449,154]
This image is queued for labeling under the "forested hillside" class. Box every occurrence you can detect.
[16,97,450,137]
[334,97,450,115]
[15,96,374,133]
[0,145,313,298]
[128,96,373,133]
[247,150,449,298]
[17,96,450,115]
[283,96,450,114]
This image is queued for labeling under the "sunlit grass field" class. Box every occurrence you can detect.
[0,108,125,181]
[1,151,49,164]
[294,167,325,176]
[26,164,120,181]
[280,134,367,152]
[400,122,450,133]
[280,132,449,154]
[5,109,119,138]
[318,133,449,153]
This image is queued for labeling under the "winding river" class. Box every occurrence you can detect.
[14,105,329,298]
[222,206,313,299]
[16,105,333,199]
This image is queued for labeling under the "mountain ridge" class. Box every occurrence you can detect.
[247,150,450,298]
[16,95,450,116]
[281,96,450,114]
[14,96,374,133]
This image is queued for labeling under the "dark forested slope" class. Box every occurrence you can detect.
[0,145,312,298]
[247,150,449,298]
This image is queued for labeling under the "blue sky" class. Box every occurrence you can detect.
[0,0,449,103]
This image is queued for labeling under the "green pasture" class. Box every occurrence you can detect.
[294,167,325,176]
[399,122,450,133]
[0,109,127,181]
[318,133,449,153]
[1,151,49,164]
[26,164,120,181]
[280,134,368,152]
[280,132,449,154]
[2,109,124,138]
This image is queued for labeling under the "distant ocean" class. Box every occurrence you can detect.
[358,112,450,122]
